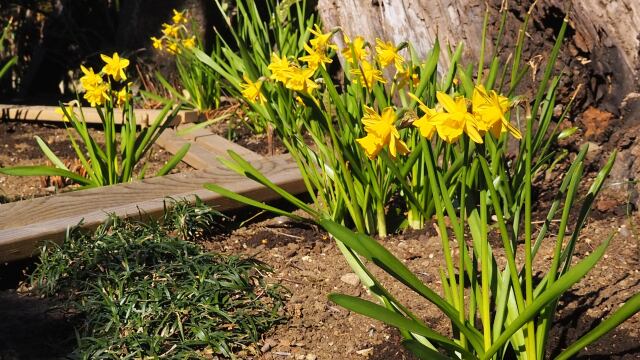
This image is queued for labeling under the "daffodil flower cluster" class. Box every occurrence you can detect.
[343,34,414,90]
[78,52,131,108]
[150,9,196,55]
[239,25,337,104]
[356,85,521,160]
[410,85,521,144]
[238,27,522,160]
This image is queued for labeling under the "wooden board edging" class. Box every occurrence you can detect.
[0,154,304,263]
[156,128,262,170]
[0,104,200,127]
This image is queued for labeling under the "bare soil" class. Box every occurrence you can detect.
[1,208,638,359]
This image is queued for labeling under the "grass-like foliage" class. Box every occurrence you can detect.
[29,200,287,359]
[202,2,640,358]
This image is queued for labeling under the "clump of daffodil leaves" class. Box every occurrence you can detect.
[147,9,222,113]
[0,52,189,187]
[201,3,639,360]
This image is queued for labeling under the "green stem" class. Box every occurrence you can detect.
[422,141,461,313]
[458,137,469,350]
[480,190,491,351]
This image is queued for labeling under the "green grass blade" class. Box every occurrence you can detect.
[329,294,471,358]
[483,234,613,359]
[320,219,484,352]
[402,339,455,360]
[0,165,93,186]
[154,143,190,177]
[0,56,16,80]
[34,136,69,170]
[175,113,233,137]
[203,183,304,221]
[223,150,318,217]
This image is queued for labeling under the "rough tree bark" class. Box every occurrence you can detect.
[317,0,640,108]
[317,0,488,69]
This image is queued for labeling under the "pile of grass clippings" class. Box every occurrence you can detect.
[29,199,287,359]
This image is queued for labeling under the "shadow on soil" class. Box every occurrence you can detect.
[0,291,76,359]
[549,275,640,359]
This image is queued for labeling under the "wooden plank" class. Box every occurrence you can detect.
[0,154,304,263]
[0,104,199,127]
[156,129,224,169]
[176,125,263,161]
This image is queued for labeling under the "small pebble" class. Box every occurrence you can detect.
[340,273,360,286]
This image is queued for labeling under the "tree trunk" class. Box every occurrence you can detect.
[316,0,488,70]
[316,0,640,110]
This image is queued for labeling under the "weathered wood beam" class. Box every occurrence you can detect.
[0,154,303,262]
[0,104,200,127]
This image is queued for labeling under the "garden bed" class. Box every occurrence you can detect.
[1,207,638,359]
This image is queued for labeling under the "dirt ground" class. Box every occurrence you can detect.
[1,206,638,359]
[201,212,640,360]
[0,117,639,360]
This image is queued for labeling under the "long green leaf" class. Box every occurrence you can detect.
[320,219,484,352]
[402,339,454,360]
[34,136,69,170]
[222,150,318,217]
[154,143,190,177]
[0,166,93,186]
[0,56,16,80]
[483,234,613,359]
[329,294,472,358]
[203,183,305,222]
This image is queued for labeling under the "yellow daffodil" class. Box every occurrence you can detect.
[55,101,78,121]
[162,23,179,38]
[167,42,180,55]
[299,44,332,71]
[432,91,483,144]
[115,87,131,107]
[83,82,108,107]
[396,65,419,88]
[309,24,337,52]
[357,133,384,160]
[182,36,196,49]
[342,35,368,64]
[472,85,521,139]
[268,53,293,83]
[79,65,102,90]
[285,67,319,94]
[172,9,187,24]
[151,36,163,50]
[350,60,385,89]
[375,38,404,71]
[356,106,409,159]
[240,75,266,104]
[100,52,129,82]
[407,93,437,140]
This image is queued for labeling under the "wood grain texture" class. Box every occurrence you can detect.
[177,125,263,161]
[0,154,304,262]
[156,129,224,169]
[0,104,198,127]
[156,127,263,169]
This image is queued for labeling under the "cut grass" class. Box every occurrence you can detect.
[29,199,287,359]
